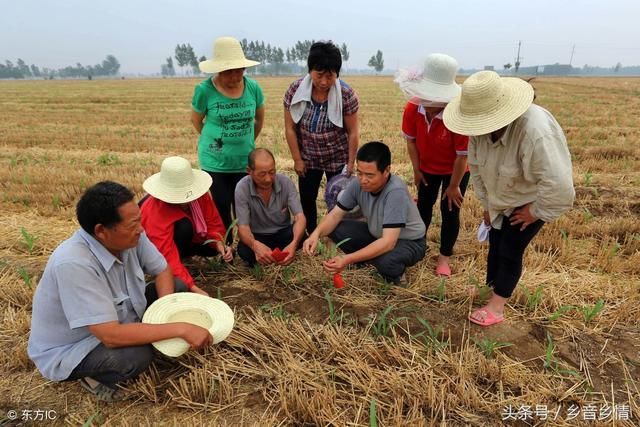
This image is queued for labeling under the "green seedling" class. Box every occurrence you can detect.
[582,208,593,222]
[369,398,378,427]
[583,170,593,186]
[412,316,448,351]
[216,287,223,301]
[426,278,446,302]
[543,332,555,370]
[317,237,351,259]
[548,305,575,321]
[560,229,568,241]
[203,218,238,247]
[581,299,605,323]
[520,284,544,311]
[250,264,264,281]
[82,409,102,427]
[473,337,512,359]
[20,227,37,254]
[324,290,352,325]
[260,303,289,319]
[370,306,406,338]
[17,266,33,289]
[97,153,121,166]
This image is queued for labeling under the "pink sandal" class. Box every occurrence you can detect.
[469,308,504,327]
[435,263,451,277]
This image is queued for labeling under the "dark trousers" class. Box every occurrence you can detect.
[329,220,427,283]
[417,171,470,257]
[487,213,544,298]
[299,168,342,235]
[205,171,246,245]
[173,217,219,258]
[67,280,189,387]
[237,225,295,266]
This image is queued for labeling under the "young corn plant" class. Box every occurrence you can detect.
[426,278,446,302]
[412,316,448,351]
[203,218,238,248]
[370,306,406,338]
[473,337,512,359]
[543,332,581,377]
[548,305,575,321]
[20,227,37,254]
[17,266,33,289]
[369,398,378,427]
[260,303,289,320]
[520,284,544,311]
[251,264,265,281]
[581,299,605,324]
[324,291,352,326]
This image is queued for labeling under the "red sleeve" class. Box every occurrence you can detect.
[201,193,226,245]
[141,199,195,288]
[401,103,417,139]
[453,132,469,155]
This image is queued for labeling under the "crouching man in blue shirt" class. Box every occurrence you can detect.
[303,141,427,285]
[28,181,212,401]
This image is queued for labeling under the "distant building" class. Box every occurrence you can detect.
[484,65,495,71]
[516,63,574,76]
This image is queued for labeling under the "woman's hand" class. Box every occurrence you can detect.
[294,159,306,177]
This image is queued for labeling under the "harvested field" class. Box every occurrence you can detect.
[0,76,638,426]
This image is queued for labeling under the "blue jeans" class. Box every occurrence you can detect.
[329,220,427,283]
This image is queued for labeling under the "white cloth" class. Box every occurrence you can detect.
[289,74,343,128]
[477,222,491,242]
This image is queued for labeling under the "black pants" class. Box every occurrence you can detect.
[67,280,189,387]
[204,171,246,245]
[487,213,544,298]
[237,225,295,266]
[329,220,427,283]
[173,217,219,258]
[299,168,342,236]
[417,171,470,257]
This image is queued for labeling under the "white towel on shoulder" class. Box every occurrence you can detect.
[289,74,343,128]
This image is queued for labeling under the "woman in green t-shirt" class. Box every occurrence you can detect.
[191,36,265,243]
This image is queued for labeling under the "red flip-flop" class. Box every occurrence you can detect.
[469,308,504,327]
[435,263,451,277]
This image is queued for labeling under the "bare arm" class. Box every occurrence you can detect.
[302,207,346,256]
[443,155,468,210]
[154,265,175,299]
[284,108,305,177]
[343,112,359,176]
[191,110,205,134]
[323,228,401,273]
[88,321,212,349]
[405,137,426,186]
[254,106,265,140]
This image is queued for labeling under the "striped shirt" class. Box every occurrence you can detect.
[284,78,359,171]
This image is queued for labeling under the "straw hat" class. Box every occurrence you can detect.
[142,293,235,357]
[199,36,260,74]
[443,70,534,136]
[395,53,461,104]
[143,156,212,204]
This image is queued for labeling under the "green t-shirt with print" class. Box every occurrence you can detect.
[192,76,265,172]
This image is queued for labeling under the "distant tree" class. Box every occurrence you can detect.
[272,47,285,75]
[503,63,512,70]
[368,50,384,73]
[30,64,41,77]
[17,59,31,77]
[614,62,622,72]
[101,55,120,75]
[161,57,176,76]
[285,48,292,63]
[340,42,350,63]
[174,44,189,74]
[514,60,521,73]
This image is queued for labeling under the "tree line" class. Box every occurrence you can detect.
[0,55,121,79]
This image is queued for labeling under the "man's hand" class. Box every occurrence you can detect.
[413,170,427,187]
[294,159,306,177]
[302,236,318,256]
[181,323,213,350]
[323,255,349,274]
[509,204,537,231]
[483,210,491,226]
[443,185,464,211]
[345,162,354,177]
[253,240,275,265]
[218,244,233,263]
[190,284,209,296]
[279,242,297,265]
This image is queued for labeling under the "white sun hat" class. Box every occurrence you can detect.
[395,53,461,104]
[199,36,260,74]
[143,156,212,204]
[443,70,535,136]
[142,293,235,357]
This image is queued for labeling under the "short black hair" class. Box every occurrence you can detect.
[247,148,275,170]
[76,181,135,235]
[307,41,342,77]
[356,141,391,172]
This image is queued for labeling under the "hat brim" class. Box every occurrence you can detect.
[199,59,260,74]
[142,169,212,204]
[142,293,235,357]
[443,78,534,136]
[400,78,461,103]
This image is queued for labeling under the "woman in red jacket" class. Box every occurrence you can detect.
[141,156,233,296]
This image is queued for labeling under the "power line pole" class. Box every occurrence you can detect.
[515,40,522,73]
[569,44,576,66]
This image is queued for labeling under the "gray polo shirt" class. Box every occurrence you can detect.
[27,229,166,381]
[337,174,425,240]
[235,174,303,234]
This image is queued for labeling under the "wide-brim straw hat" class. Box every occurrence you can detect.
[143,156,212,204]
[395,53,461,104]
[199,36,260,74]
[142,293,235,357]
[443,70,534,136]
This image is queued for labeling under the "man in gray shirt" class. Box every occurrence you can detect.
[28,181,213,401]
[303,141,427,284]
[235,148,306,266]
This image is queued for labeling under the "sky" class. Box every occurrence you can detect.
[2,0,639,74]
